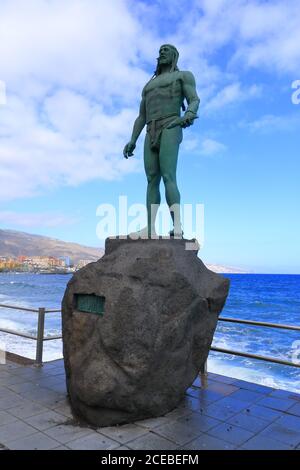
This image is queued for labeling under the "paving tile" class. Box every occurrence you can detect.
[6,381,41,394]
[0,374,31,386]
[204,381,239,396]
[267,389,297,400]
[7,432,59,450]
[178,396,203,413]
[153,421,202,446]
[226,412,270,433]
[232,380,272,395]
[0,410,18,426]
[22,389,63,408]
[177,412,222,433]
[202,396,248,421]
[127,432,178,450]
[0,371,12,380]
[115,446,131,450]
[287,403,300,417]
[260,422,300,447]
[275,414,300,432]
[0,395,28,410]
[135,416,173,430]
[67,432,120,450]
[257,396,295,412]
[44,423,93,444]
[53,401,73,419]
[9,401,48,419]
[227,389,264,404]
[186,387,224,404]
[43,382,67,394]
[208,373,237,385]
[200,403,238,421]
[25,410,68,431]
[244,404,283,422]
[40,362,61,371]
[37,376,63,388]
[9,368,44,381]
[192,376,202,388]
[0,420,37,446]
[98,423,149,444]
[43,367,66,377]
[206,422,254,446]
[181,433,235,450]
[240,435,292,450]
[164,407,193,421]
[53,445,69,450]
[0,362,19,371]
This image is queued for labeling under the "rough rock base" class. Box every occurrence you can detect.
[62,237,230,426]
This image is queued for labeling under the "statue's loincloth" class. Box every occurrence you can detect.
[146,114,179,151]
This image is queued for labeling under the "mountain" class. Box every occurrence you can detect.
[0,229,103,264]
[0,229,247,272]
[206,263,248,274]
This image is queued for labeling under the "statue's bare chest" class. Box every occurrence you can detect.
[144,73,182,96]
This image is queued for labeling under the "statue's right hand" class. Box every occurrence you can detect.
[123,141,136,159]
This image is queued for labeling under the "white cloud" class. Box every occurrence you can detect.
[0,81,6,105]
[204,82,261,112]
[0,0,299,202]
[241,114,300,134]
[200,138,227,156]
[183,136,227,156]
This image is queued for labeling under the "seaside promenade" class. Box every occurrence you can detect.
[0,359,300,450]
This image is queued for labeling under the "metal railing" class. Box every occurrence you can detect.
[0,303,299,370]
[200,316,300,377]
[0,303,62,366]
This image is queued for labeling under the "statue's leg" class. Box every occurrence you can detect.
[159,126,183,235]
[144,133,161,236]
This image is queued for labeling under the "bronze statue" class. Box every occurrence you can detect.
[124,45,200,238]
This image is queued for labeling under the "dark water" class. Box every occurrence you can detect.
[0,273,299,392]
[211,274,300,392]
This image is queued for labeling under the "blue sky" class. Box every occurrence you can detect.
[0,0,299,273]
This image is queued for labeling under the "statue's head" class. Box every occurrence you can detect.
[155,44,179,75]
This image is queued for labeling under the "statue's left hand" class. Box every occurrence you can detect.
[180,113,197,128]
[166,114,198,130]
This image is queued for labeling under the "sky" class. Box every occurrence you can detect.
[0,0,299,273]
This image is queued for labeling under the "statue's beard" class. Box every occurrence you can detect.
[157,57,171,66]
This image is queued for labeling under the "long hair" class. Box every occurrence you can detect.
[154,44,179,77]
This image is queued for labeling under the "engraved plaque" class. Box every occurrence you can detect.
[76,294,105,315]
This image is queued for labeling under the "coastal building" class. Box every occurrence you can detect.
[76,259,92,269]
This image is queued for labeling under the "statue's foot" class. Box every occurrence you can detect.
[169,228,184,239]
[128,226,158,240]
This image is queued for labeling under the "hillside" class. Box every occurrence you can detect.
[0,229,103,264]
[0,229,247,272]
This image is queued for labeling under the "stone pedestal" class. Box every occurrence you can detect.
[62,237,230,427]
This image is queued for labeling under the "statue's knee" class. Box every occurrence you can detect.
[162,173,174,185]
[147,173,160,185]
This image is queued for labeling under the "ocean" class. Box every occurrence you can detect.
[0,273,299,393]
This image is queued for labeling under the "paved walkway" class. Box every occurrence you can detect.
[0,359,299,450]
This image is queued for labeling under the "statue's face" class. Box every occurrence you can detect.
[158,45,174,65]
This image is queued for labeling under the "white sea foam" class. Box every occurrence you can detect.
[208,355,300,393]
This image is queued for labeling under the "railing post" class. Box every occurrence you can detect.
[35,307,45,367]
[200,359,208,388]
